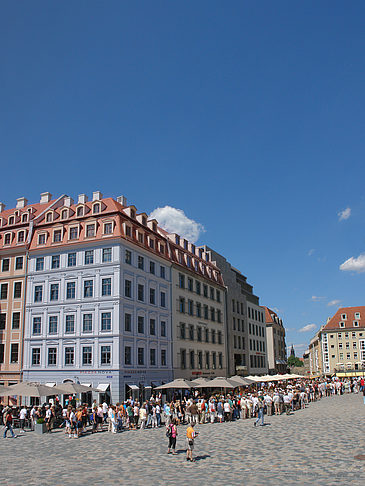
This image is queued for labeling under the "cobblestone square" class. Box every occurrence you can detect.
[2,393,365,485]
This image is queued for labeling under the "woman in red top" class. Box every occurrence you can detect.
[166,418,178,455]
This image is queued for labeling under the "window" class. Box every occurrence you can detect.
[93,203,101,214]
[149,238,154,249]
[51,255,60,269]
[138,256,144,270]
[150,288,156,305]
[68,252,76,267]
[198,351,203,369]
[218,331,222,344]
[137,231,143,242]
[125,250,132,264]
[61,209,68,220]
[77,206,84,217]
[179,297,185,313]
[196,281,201,295]
[101,312,111,331]
[49,316,58,334]
[102,248,112,263]
[125,346,132,365]
[150,261,155,274]
[84,280,93,298]
[138,316,144,333]
[82,346,92,365]
[189,325,194,340]
[354,321,359,327]
[161,321,166,337]
[66,282,76,299]
[203,285,208,298]
[50,283,59,301]
[65,315,75,334]
[36,257,44,271]
[65,347,74,365]
[125,279,132,298]
[188,300,194,315]
[179,274,185,288]
[218,352,223,369]
[212,330,216,344]
[32,317,41,335]
[34,285,43,302]
[83,314,93,333]
[137,284,144,301]
[205,328,209,343]
[104,222,113,235]
[205,351,210,369]
[355,312,361,319]
[160,266,165,279]
[210,307,215,321]
[53,230,62,242]
[341,314,347,320]
[124,313,132,332]
[160,291,166,308]
[2,258,10,271]
[10,343,19,363]
[13,282,22,299]
[125,226,132,237]
[217,310,222,323]
[38,234,46,245]
[161,349,166,366]
[22,213,28,223]
[340,322,345,328]
[69,227,78,240]
[216,290,221,302]
[85,250,94,265]
[197,327,202,342]
[101,345,111,365]
[12,312,20,330]
[138,347,144,365]
[150,318,156,335]
[150,348,156,366]
[0,343,3,364]
[86,224,95,237]
[32,348,40,366]
[196,302,201,318]
[102,278,111,296]
[0,313,6,330]
[204,305,208,320]
[48,348,57,366]
[210,287,214,300]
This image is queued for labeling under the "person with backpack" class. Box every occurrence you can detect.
[3,408,17,439]
[166,418,178,455]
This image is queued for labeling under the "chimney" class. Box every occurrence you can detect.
[117,195,127,206]
[40,192,52,204]
[64,196,74,207]
[0,202,5,213]
[92,191,103,201]
[16,197,28,209]
[78,194,88,204]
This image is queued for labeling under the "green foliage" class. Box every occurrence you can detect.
[36,418,45,424]
[288,355,304,367]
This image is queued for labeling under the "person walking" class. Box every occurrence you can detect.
[254,396,265,427]
[3,408,17,439]
[166,418,178,454]
[186,422,198,462]
[19,406,28,433]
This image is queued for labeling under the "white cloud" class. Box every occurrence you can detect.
[307,249,315,256]
[338,207,351,221]
[311,295,325,302]
[150,206,205,243]
[327,299,341,307]
[299,324,317,333]
[340,253,365,273]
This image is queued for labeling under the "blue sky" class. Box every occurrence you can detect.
[1,1,365,356]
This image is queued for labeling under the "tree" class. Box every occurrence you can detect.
[287,355,304,367]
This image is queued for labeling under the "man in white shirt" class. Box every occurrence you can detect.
[19,407,28,433]
[283,393,291,415]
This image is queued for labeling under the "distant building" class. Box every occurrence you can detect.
[308,329,323,376]
[263,307,287,374]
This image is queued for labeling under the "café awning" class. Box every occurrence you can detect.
[97,383,110,392]
[128,384,139,391]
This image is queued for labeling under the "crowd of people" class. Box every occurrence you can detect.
[1,376,364,459]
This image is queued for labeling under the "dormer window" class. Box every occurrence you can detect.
[103,222,113,235]
[38,233,46,245]
[53,229,62,242]
[137,232,143,243]
[22,213,28,223]
[77,206,84,217]
[186,255,191,267]
[142,216,147,226]
[61,209,68,220]
[159,243,165,254]
[125,225,132,237]
[355,312,361,319]
[86,224,95,237]
[130,209,136,219]
[93,203,100,215]
[46,212,53,223]
[199,248,203,258]
[149,238,155,249]
[340,322,345,328]
[152,222,157,232]
[175,235,180,245]
[17,231,25,243]
[341,314,347,320]
[69,226,79,240]
[8,216,14,225]
[4,233,12,245]
[354,321,359,327]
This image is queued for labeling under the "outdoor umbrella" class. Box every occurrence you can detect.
[56,382,100,394]
[190,377,210,385]
[0,382,64,397]
[154,379,194,390]
[230,375,255,386]
[245,375,262,382]
[195,377,241,389]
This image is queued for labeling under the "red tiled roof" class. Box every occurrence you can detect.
[323,306,365,330]
[263,306,278,324]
